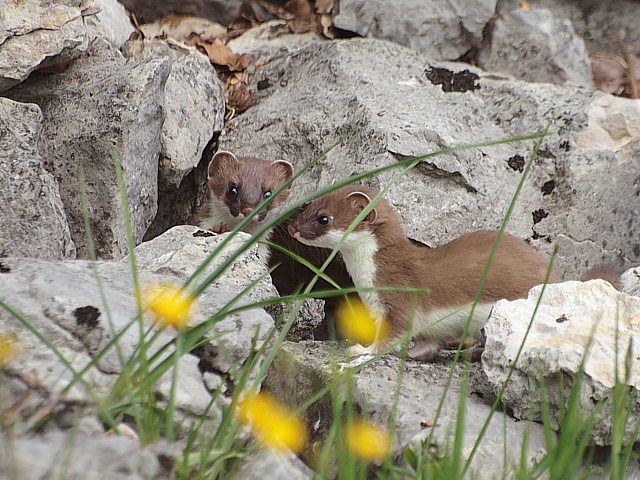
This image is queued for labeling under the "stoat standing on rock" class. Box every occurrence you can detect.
[288,185,559,359]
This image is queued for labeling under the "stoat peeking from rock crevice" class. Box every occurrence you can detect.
[193,150,354,300]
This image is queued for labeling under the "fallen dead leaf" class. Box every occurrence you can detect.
[196,37,252,71]
[140,15,227,42]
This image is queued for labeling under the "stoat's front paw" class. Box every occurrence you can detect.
[211,223,230,234]
[407,341,440,361]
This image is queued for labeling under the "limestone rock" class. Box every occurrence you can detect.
[0,256,272,421]
[0,98,75,260]
[123,39,225,239]
[482,280,640,446]
[232,449,313,480]
[333,0,497,61]
[123,39,224,188]
[0,432,163,480]
[0,0,98,91]
[620,266,640,297]
[85,0,136,48]
[221,38,639,279]
[497,0,640,56]
[5,39,169,259]
[131,226,279,305]
[478,8,592,88]
[265,341,548,478]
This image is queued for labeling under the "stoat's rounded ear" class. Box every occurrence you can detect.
[347,191,377,224]
[269,160,294,185]
[208,150,240,178]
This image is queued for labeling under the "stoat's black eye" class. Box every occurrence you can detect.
[227,185,238,197]
[317,215,330,226]
[263,190,272,199]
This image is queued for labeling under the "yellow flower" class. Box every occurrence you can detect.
[144,283,194,330]
[0,333,21,368]
[238,391,308,454]
[336,296,389,346]
[345,418,392,463]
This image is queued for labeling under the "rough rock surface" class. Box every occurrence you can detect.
[497,0,640,55]
[0,98,75,259]
[0,0,98,91]
[123,39,225,240]
[0,432,166,480]
[621,266,640,297]
[477,8,593,87]
[265,341,548,479]
[333,0,497,61]
[482,280,640,446]
[0,256,273,414]
[118,0,246,26]
[131,226,279,306]
[221,37,640,280]
[4,39,169,260]
[232,450,313,480]
[85,0,136,48]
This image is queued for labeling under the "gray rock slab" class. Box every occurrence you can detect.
[0,0,97,91]
[483,280,640,446]
[333,0,497,61]
[5,39,169,260]
[497,0,640,56]
[0,432,163,480]
[265,341,548,479]
[0,256,273,413]
[85,0,136,48]
[124,39,225,189]
[123,39,225,239]
[621,266,640,297]
[232,449,313,480]
[222,37,639,279]
[477,8,593,87]
[0,97,75,259]
[131,226,279,306]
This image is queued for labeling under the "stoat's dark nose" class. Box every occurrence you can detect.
[287,225,297,237]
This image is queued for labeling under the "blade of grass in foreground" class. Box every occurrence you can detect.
[114,153,148,379]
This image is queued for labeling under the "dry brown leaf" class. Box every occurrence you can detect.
[285,0,321,34]
[257,0,295,20]
[197,38,252,71]
[229,1,262,34]
[226,81,255,116]
[518,1,531,10]
[141,15,227,43]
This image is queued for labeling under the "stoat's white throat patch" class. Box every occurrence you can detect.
[338,230,386,320]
